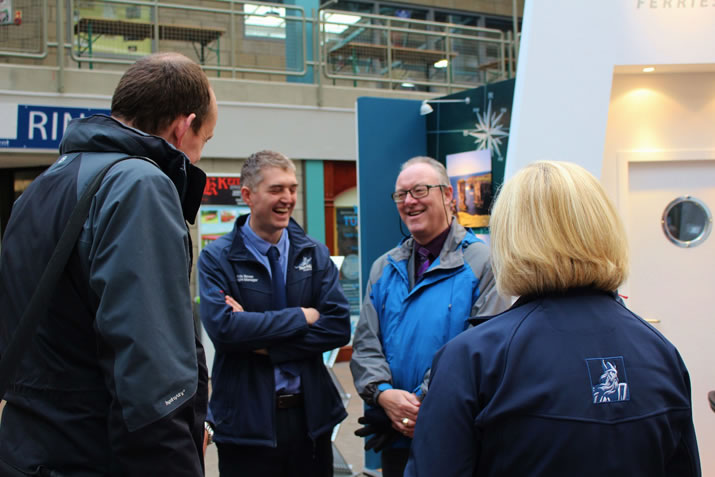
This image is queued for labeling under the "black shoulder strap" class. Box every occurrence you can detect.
[0,155,156,399]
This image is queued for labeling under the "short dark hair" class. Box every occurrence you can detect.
[111,52,213,136]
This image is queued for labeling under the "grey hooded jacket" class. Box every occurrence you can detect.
[0,115,208,476]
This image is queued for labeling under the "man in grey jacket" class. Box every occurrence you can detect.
[350,156,510,477]
[0,53,217,476]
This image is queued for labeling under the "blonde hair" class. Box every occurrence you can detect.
[490,161,629,297]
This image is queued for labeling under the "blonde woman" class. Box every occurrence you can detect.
[405,161,700,477]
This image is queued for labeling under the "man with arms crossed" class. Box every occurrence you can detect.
[0,52,217,476]
[351,156,510,477]
[199,150,351,476]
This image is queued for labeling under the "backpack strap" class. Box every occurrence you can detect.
[0,155,157,399]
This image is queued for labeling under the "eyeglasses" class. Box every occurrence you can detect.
[391,184,445,203]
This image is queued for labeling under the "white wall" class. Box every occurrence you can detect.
[601,72,715,198]
[507,0,715,179]
[205,101,355,160]
[601,72,715,475]
[509,3,715,473]
[0,90,356,164]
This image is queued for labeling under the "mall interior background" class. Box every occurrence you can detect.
[2,0,715,475]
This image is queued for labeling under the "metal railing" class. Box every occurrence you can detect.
[320,9,513,90]
[0,0,517,90]
[0,0,48,58]
[68,0,309,78]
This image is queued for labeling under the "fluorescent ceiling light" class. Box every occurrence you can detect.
[642,66,655,73]
[245,5,286,28]
[433,59,449,69]
[401,82,415,88]
[323,12,362,34]
[324,13,362,24]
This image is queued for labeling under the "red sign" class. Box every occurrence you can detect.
[202,175,244,205]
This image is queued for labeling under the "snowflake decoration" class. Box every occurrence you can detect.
[463,95,509,161]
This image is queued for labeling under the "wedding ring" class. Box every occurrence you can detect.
[402,417,409,426]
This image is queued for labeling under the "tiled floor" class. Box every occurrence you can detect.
[332,361,368,476]
[205,360,368,476]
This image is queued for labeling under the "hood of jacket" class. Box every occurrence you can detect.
[59,114,206,224]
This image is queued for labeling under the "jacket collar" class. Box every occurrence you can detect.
[227,214,314,261]
[513,287,618,308]
[59,115,206,224]
[391,219,473,270]
[467,288,618,327]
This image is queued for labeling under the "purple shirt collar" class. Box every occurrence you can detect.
[415,222,452,260]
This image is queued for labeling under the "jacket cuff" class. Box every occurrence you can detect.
[374,382,393,405]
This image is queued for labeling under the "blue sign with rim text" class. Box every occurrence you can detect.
[0,104,110,150]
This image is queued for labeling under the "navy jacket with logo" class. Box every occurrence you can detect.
[198,214,351,446]
[405,289,701,477]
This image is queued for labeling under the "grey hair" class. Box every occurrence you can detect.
[399,156,450,186]
[240,150,296,190]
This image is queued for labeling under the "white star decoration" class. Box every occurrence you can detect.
[463,96,509,161]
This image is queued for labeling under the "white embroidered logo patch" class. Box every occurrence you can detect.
[236,273,258,283]
[586,356,630,403]
[295,256,312,272]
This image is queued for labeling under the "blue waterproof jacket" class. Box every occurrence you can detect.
[351,220,509,406]
[198,215,350,447]
[405,289,701,477]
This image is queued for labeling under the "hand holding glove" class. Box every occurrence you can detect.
[354,406,401,452]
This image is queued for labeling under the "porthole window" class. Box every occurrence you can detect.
[661,196,712,248]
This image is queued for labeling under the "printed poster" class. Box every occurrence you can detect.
[335,206,360,326]
[0,0,12,25]
[446,149,493,228]
[199,174,249,251]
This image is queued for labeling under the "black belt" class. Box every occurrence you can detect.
[276,393,304,409]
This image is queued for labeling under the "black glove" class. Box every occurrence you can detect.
[354,406,401,452]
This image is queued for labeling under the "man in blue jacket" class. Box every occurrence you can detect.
[198,150,351,476]
[350,156,510,476]
[0,53,217,476]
